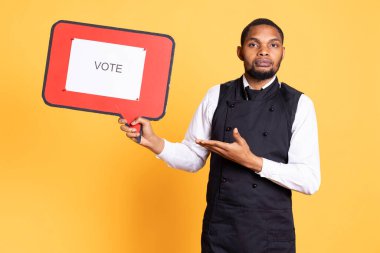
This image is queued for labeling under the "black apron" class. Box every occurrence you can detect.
[201,77,302,253]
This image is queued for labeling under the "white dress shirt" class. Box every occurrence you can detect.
[157,75,321,195]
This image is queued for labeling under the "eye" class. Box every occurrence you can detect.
[270,43,280,48]
[248,43,258,48]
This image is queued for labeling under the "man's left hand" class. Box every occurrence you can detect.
[196,128,263,173]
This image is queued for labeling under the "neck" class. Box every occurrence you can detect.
[244,73,274,90]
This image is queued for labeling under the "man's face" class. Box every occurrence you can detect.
[237,24,285,80]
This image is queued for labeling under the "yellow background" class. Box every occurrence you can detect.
[1,0,379,252]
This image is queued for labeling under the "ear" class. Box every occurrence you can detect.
[237,46,244,61]
[282,46,285,59]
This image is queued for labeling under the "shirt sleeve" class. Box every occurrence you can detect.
[156,85,220,172]
[257,94,321,195]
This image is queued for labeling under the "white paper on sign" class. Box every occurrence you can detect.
[66,38,146,100]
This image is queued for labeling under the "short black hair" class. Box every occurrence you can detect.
[240,18,284,46]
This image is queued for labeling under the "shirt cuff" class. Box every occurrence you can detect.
[155,139,173,163]
[256,158,277,178]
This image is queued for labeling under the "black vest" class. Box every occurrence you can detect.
[201,76,302,253]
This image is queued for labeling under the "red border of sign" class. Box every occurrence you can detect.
[42,20,175,123]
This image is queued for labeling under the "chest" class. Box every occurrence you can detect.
[212,92,292,162]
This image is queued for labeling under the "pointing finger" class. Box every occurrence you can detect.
[131,117,150,126]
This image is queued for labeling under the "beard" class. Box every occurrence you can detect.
[245,58,282,81]
[246,67,276,80]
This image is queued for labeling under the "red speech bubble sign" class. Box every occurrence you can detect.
[42,20,175,140]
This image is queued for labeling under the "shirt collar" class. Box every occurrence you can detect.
[242,74,277,90]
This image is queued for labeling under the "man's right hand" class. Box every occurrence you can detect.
[118,117,164,155]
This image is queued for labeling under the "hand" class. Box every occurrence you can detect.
[118,117,164,154]
[196,128,263,172]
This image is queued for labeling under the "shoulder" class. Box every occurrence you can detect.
[205,84,221,100]
[203,77,241,104]
[297,94,316,114]
[280,80,315,112]
[220,78,239,87]
[292,93,318,133]
[279,82,303,101]
[219,77,240,92]
[197,84,220,120]
[279,82,315,108]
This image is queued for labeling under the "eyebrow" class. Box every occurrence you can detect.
[247,37,282,43]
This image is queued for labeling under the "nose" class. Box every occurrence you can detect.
[258,46,269,56]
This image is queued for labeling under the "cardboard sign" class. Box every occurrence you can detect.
[42,20,175,138]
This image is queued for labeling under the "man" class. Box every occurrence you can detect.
[119,18,320,253]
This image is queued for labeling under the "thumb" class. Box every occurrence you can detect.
[131,117,150,127]
[131,117,153,135]
[233,128,245,145]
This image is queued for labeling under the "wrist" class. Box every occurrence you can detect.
[148,136,164,154]
[247,153,263,173]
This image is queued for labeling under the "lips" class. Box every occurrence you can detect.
[255,59,272,67]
